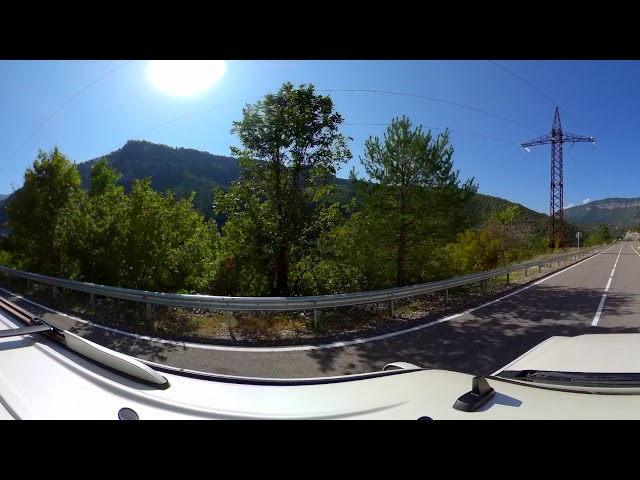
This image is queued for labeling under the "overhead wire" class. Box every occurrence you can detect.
[95,95,265,158]
[2,68,559,193]
[487,60,614,178]
[0,60,135,172]
[343,123,517,144]
[319,89,544,135]
[94,89,546,160]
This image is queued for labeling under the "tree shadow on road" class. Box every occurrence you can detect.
[68,321,190,364]
[306,284,640,377]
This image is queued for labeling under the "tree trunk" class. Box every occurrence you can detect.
[274,242,289,296]
[396,224,407,287]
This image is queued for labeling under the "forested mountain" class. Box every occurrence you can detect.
[74,140,354,218]
[564,198,640,227]
[76,140,244,217]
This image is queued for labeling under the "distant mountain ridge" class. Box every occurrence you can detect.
[0,194,7,202]
[564,197,640,227]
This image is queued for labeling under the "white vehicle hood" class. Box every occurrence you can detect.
[494,333,640,375]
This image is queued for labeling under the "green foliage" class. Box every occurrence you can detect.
[5,152,220,293]
[76,140,244,218]
[300,212,393,292]
[449,229,500,274]
[213,82,352,296]
[89,157,122,197]
[4,147,84,276]
[584,224,612,246]
[0,247,13,268]
[351,115,477,287]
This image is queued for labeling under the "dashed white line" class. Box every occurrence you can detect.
[0,244,619,352]
[591,244,624,327]
[592,294,608,327]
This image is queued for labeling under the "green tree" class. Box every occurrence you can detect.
[485,205,530,265]
[5,147,84,276]
[353,116,477,287]
[214,82,352,296]
[121,178,219,292]
[585,224,612,246]
[65,158,129,285]
[450,229,500,274]
[89,157,122,197]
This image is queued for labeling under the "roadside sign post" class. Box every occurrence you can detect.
[576,232,582,250]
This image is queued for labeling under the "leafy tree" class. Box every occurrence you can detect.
[214,82,352,296]
[585,224,612,246]
[89,157,122,197]
[4,147,84,276]
[119,178,219,292]
[64,158,129,285]
[449,229,500,274]
[484,205,531,265]
[352,116,478,287]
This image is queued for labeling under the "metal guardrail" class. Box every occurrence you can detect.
[0,245,607,327]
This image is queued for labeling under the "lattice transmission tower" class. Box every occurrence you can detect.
[521,107,595,248]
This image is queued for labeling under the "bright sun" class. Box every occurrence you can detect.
[147,60,227,96]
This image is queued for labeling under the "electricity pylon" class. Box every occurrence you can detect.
[521,107,595,248]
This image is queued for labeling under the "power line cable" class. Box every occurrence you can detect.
[95,95,265,159]
[343,123,517,144]
[320,89,544,135]
[0,60,135,172]
[487,60,613,177]
[488,60,592,136]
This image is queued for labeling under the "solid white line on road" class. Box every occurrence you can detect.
[0,244,620,353]
[591,244,624,327]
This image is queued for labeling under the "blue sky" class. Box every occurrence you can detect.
[0,60,634,214]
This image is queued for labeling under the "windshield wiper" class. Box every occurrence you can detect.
[498,370,640,388]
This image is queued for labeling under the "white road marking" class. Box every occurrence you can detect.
[592,295,608,326]
[0,244,619,352]
[591,244,624,327]
[605,277,612,291]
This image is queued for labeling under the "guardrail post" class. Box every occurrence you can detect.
[90,293,96,309]
[313,309,318,329]
[506,272,510,285]
[52,285,58,298]
[390,300,395,317]
[524,267,528,277]
[146,302,152,320]
[481,280,486,294]
[445,289,449,305]
[227,311,232,328]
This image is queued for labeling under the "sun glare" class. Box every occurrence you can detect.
[147,60,227,96]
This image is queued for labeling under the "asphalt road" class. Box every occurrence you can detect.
[1,242,638,379]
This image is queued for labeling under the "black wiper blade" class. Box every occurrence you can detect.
[499,370,640,387]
